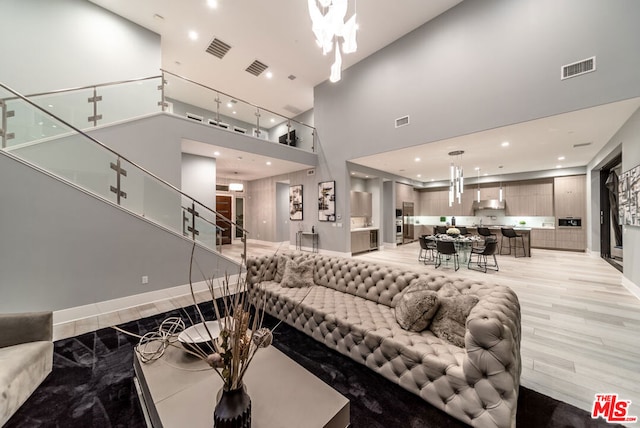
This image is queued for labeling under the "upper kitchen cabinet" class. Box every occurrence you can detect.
[554,175,586,218]
[395,183,417,208]
[505,179,553,216]
[350,191,372,217]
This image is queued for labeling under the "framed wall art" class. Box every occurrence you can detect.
[318,180,336,222]
[289,184,303,221]
[619,163,640,226]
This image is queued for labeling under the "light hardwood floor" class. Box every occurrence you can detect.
[56,240,640,422]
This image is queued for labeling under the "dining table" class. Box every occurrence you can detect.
[423,234,483,263]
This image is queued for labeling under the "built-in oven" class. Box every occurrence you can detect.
[558,218,582,228]
[395,218,403,244]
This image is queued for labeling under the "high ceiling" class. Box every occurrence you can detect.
[89,0,462,119]
[89,0,638,183]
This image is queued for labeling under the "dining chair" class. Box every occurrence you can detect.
[435,240,459,271]
[468,240,499,273]
[457,226,469,236]
[418,235,436,264]
[500,228,526,257]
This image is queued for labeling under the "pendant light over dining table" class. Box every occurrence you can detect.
[308,0,358,83]
[448,150,464,207]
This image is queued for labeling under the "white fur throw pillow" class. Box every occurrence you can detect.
[275,255,291,283]
[429,283,479,347]
[281,259,314,288]
[395,287,439,332]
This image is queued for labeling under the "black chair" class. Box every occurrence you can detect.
[435,240,459,271]
[468,241,499,273]
[500,228,526,257]
[476,227,497,245]
[434,225,448,235]
[418,236,437,264]
[457,226,469,236]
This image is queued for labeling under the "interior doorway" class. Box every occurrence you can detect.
[599,154,623,272]
[235,197,244,239]
[216,195,232,245]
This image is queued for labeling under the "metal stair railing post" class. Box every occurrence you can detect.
[0,99,15,148]
[109,157,128,205]
[87,86,103,126]
[158,71,168,112]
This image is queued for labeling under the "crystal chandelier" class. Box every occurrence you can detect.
[448,150,464,207]
[308,0,358,83]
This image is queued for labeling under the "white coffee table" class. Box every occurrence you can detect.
[134,343,350,428]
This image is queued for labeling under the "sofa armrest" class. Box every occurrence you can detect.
[0,311,53,348]
[463,286,521,396]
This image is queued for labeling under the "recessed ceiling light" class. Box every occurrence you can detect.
[232,111,236,115]
[417,174,421,178]
[556,165,562,168]
[365,176,369,178]
[414,157,421,162]
[483,173,488,176]
[266,161,272,166]
[270,118,275,123]
[501,141,510,147]
[48,104,53,108]
[213,151,220,156]
[351,172,355,175]
[474,167,480,171]
[188,31,198,41]
[226,102,232,108]
[431,179,435,182]
[265,71,273,79]
[558,156,565,161]
[207,0,218,8]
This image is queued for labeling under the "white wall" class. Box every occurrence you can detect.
[181,153,216,211]
[0,0,160,94]
[313,0,640,253]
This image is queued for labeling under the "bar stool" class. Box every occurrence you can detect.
[500,228,526,257]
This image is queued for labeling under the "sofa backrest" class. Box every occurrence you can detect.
[311,255,421,307]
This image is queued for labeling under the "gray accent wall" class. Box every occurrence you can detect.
[0,0,161,94]
[181,154,217,212]
[313,0,640,253]
[0,153,239,313]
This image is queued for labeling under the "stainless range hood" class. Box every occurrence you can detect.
[472,199,506,210]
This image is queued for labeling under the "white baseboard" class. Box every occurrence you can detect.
[53,275,240,325]
[621,276,640,301]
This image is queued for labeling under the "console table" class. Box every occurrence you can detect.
[296,231,318,253]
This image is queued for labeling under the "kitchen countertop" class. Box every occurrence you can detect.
[350,227,379,232]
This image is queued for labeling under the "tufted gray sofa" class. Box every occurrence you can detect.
[246,253,521,428]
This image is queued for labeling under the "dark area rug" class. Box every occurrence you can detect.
[7,305,622,428]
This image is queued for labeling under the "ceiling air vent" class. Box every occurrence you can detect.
[206,38,232,59]
[395,115,410,128]
[561,56,596,80]
[573,142,592,148]
[283,104,303,115]
[288,75,297,80]
[245,60,268,77]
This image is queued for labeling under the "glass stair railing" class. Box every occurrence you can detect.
[0,71,316,153]
[0,82,246,261]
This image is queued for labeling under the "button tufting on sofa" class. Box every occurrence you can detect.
[246,253,521,428]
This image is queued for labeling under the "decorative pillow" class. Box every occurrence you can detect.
[429,284,479,347]
[281,259,314,288]
[275,255,291,283]
[395,288,439,332]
